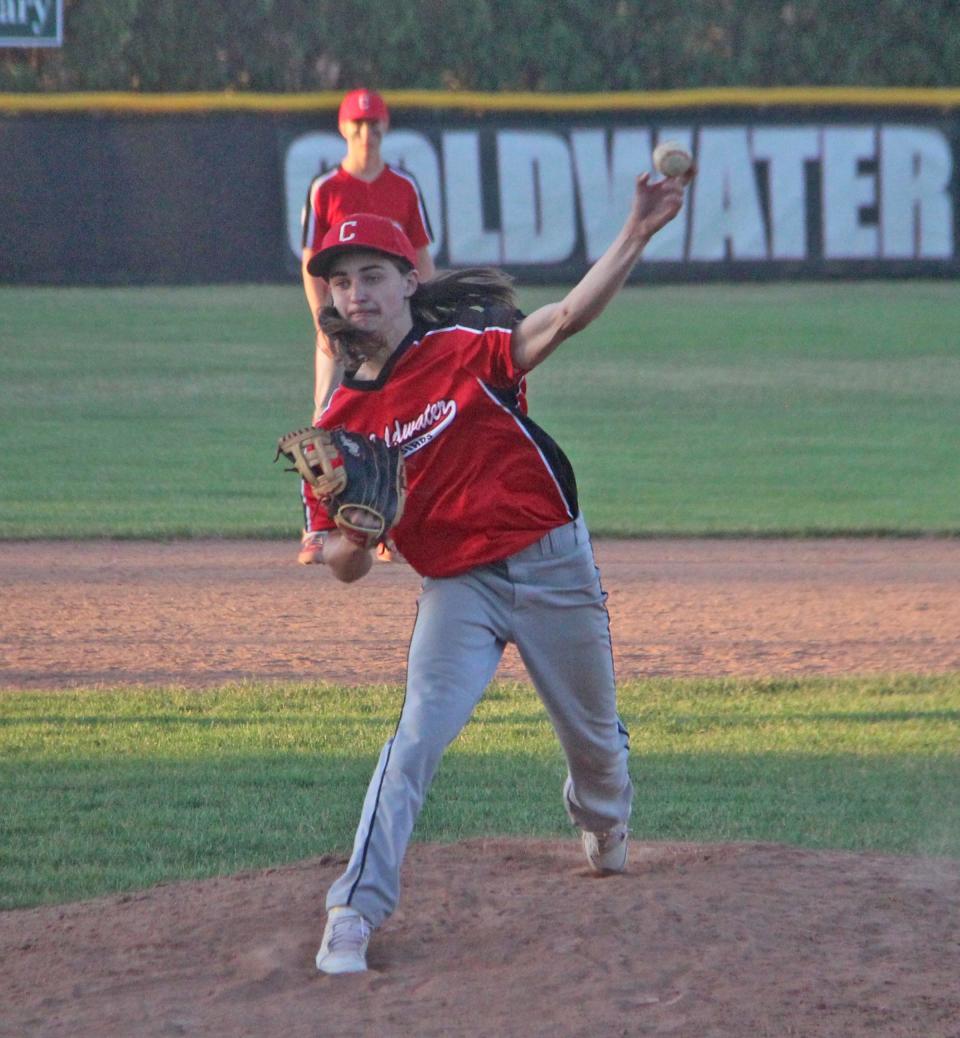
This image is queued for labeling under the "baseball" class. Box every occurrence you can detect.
[652,140,693,178]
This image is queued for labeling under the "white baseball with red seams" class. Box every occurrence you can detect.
[652,140,693,178]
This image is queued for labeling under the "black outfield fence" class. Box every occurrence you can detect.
[2,88,958,285]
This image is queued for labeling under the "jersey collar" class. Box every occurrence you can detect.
[342,320,426,391]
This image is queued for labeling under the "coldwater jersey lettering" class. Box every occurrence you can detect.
[385,398,458,454]
[304,307,578,578]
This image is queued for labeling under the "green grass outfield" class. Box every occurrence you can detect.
[1,281,958,537]
[2,677,959,910]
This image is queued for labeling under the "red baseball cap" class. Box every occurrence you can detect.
[307,213,417,279]
[338,88,389,124]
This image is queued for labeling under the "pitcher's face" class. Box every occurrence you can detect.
[327,251,418,346]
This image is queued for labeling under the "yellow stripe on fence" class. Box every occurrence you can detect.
[3,87,960,114]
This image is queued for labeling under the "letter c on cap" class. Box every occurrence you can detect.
[339,220,358,243]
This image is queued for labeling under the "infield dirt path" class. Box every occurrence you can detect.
[3,537,960,687]
[1,538,959,1037]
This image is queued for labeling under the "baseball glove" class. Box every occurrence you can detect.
[276,426,406,549]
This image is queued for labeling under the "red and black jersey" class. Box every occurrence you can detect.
[304,306,577,578]
[302,165,432,254]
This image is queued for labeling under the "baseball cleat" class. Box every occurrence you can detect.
[298,530,326,565]
[316,906,372,974]
[581,823,629,873]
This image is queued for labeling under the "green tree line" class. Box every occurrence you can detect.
[2,0,959,92]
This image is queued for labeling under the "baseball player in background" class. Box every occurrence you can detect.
[299,88,434,565]
[304,164,692,975]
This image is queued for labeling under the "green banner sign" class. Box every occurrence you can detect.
[0,0,63,47]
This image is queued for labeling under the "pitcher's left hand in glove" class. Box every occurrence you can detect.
[276,426,406,549]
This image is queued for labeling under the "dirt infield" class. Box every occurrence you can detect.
[2,538,959,1037]
[3,537,960,687]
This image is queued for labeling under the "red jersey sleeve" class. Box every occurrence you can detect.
[301,171,336,253]
[380,166,432,250]
[451,304,527,389]
[395,175,432,250]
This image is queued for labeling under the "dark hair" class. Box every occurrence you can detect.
[318,266,518,369]
[410,267,517,325]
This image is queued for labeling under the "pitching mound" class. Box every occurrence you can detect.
[2,838,958,1037]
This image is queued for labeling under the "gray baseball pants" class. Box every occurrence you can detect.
[325,514,633,928]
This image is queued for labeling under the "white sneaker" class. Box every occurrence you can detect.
[581,823,629,873]
[316,906,372,974]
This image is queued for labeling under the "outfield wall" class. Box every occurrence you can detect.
[2,89,958,285]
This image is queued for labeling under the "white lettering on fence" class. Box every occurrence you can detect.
[823,127,878,259]
[880,126,953,259]
[283,122,955,267]
[498,131,576,263]
[0,0,50,33]
[753,127,820,260]
[689,127,768,260]
[444,131,499,263]
[571,128,651,262]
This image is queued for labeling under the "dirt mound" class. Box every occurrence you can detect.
[2,839,958,1037]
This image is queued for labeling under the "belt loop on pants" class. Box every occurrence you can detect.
[505,515,585,565]
[545,516,583,558]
